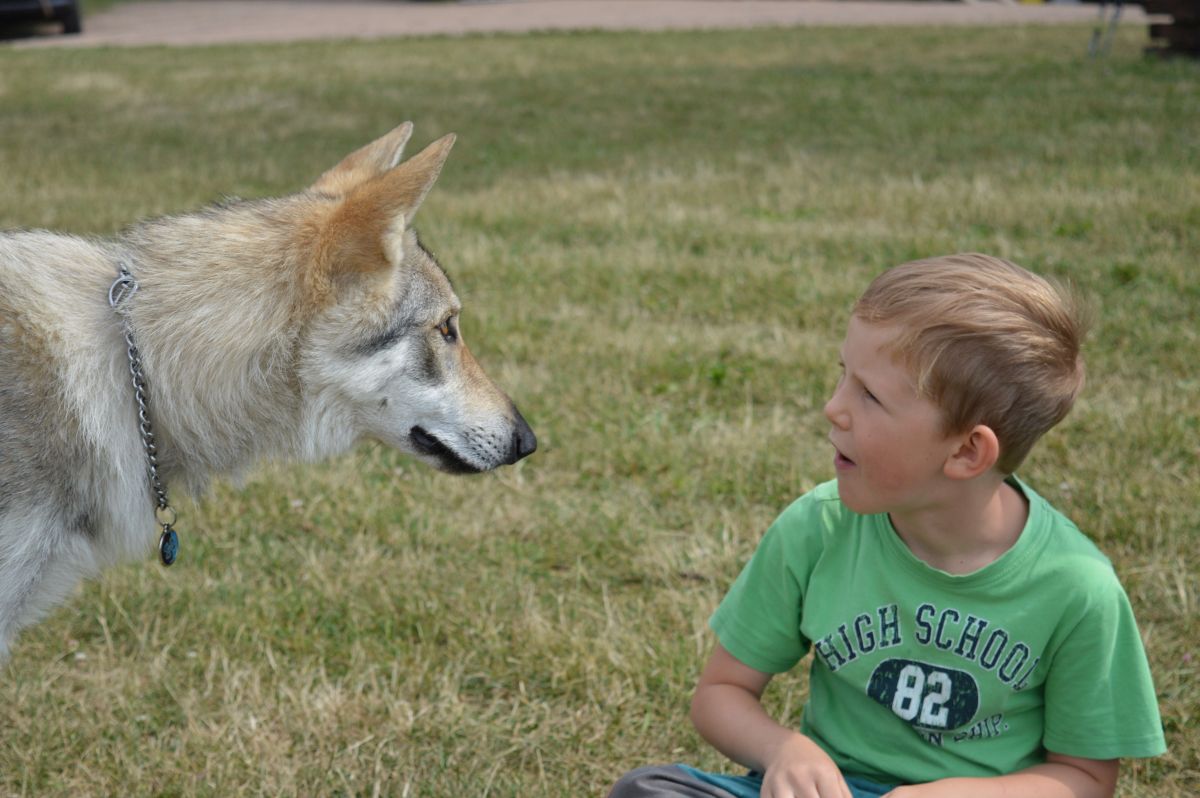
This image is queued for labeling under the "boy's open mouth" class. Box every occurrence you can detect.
[831,441,856,468]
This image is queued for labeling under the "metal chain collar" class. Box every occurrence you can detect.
[109,265,180,566]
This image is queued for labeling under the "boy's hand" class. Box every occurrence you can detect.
[760,731,854,798]
[691,644,854,798]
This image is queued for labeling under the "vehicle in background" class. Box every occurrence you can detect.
[0,0,82,36]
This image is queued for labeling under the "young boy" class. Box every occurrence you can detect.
[609,254,1165,798]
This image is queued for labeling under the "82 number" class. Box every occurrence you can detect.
[891,664,952,728]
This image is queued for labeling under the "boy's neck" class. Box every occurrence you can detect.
[887,477,1029,576]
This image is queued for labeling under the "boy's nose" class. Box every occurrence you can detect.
[824,390,849,431]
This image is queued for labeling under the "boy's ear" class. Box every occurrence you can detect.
[944,424,1001,480]
[315,133,456,280]
[311,121,415,195]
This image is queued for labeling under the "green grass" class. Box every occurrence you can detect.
[1,23,1197,797]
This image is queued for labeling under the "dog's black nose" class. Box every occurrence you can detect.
[509,410,537,463]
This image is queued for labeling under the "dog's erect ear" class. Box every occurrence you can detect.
[384,132,455,226]
[311,122,415,195]
[316,133,456,282]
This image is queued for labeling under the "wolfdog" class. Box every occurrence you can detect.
[0,123,536,662]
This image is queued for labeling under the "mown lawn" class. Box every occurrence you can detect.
[0,22,1196,797]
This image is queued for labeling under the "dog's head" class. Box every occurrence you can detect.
[298,123,535,474]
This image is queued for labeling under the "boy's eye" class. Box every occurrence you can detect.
[863,387,878,403]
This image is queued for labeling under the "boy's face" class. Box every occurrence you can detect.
[824,316,962,516]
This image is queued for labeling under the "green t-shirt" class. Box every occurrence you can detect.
[710,478,1166,785]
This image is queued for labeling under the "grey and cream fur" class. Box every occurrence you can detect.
[0,123,536,662]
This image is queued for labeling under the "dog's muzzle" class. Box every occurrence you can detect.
[410,414,536,474]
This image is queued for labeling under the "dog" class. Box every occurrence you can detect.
[0,123,536,662]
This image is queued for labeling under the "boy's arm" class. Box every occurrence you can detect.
[884,754,1118,798]
[691,643,854,798]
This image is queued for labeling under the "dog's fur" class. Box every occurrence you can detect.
[0,123,536,661]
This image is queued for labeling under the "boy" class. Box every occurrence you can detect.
[609,254,1165,798]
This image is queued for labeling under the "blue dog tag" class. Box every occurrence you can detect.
[159,527,179,566]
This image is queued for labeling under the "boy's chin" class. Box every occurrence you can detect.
[835,478,882,516]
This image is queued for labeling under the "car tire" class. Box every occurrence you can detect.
[60,2,81,34]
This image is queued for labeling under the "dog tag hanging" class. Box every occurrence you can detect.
[156,505,179,566]
[112,264,183,569]
[159,526,179,566]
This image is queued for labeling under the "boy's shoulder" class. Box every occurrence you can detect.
[773,479,858,534]
[779,479,847,516]
[766,479,871,560]
[1015,477,1123,591]
[1017,478,1107,556]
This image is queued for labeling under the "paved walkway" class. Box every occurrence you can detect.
[12,0,1145,48]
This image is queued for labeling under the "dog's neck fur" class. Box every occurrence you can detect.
[117,196,338,497]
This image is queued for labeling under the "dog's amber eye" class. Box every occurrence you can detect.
[437,318,456,342]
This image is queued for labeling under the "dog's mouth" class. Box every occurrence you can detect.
[409,426,481,474]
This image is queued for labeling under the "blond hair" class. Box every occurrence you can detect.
[853,253,1088,474]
